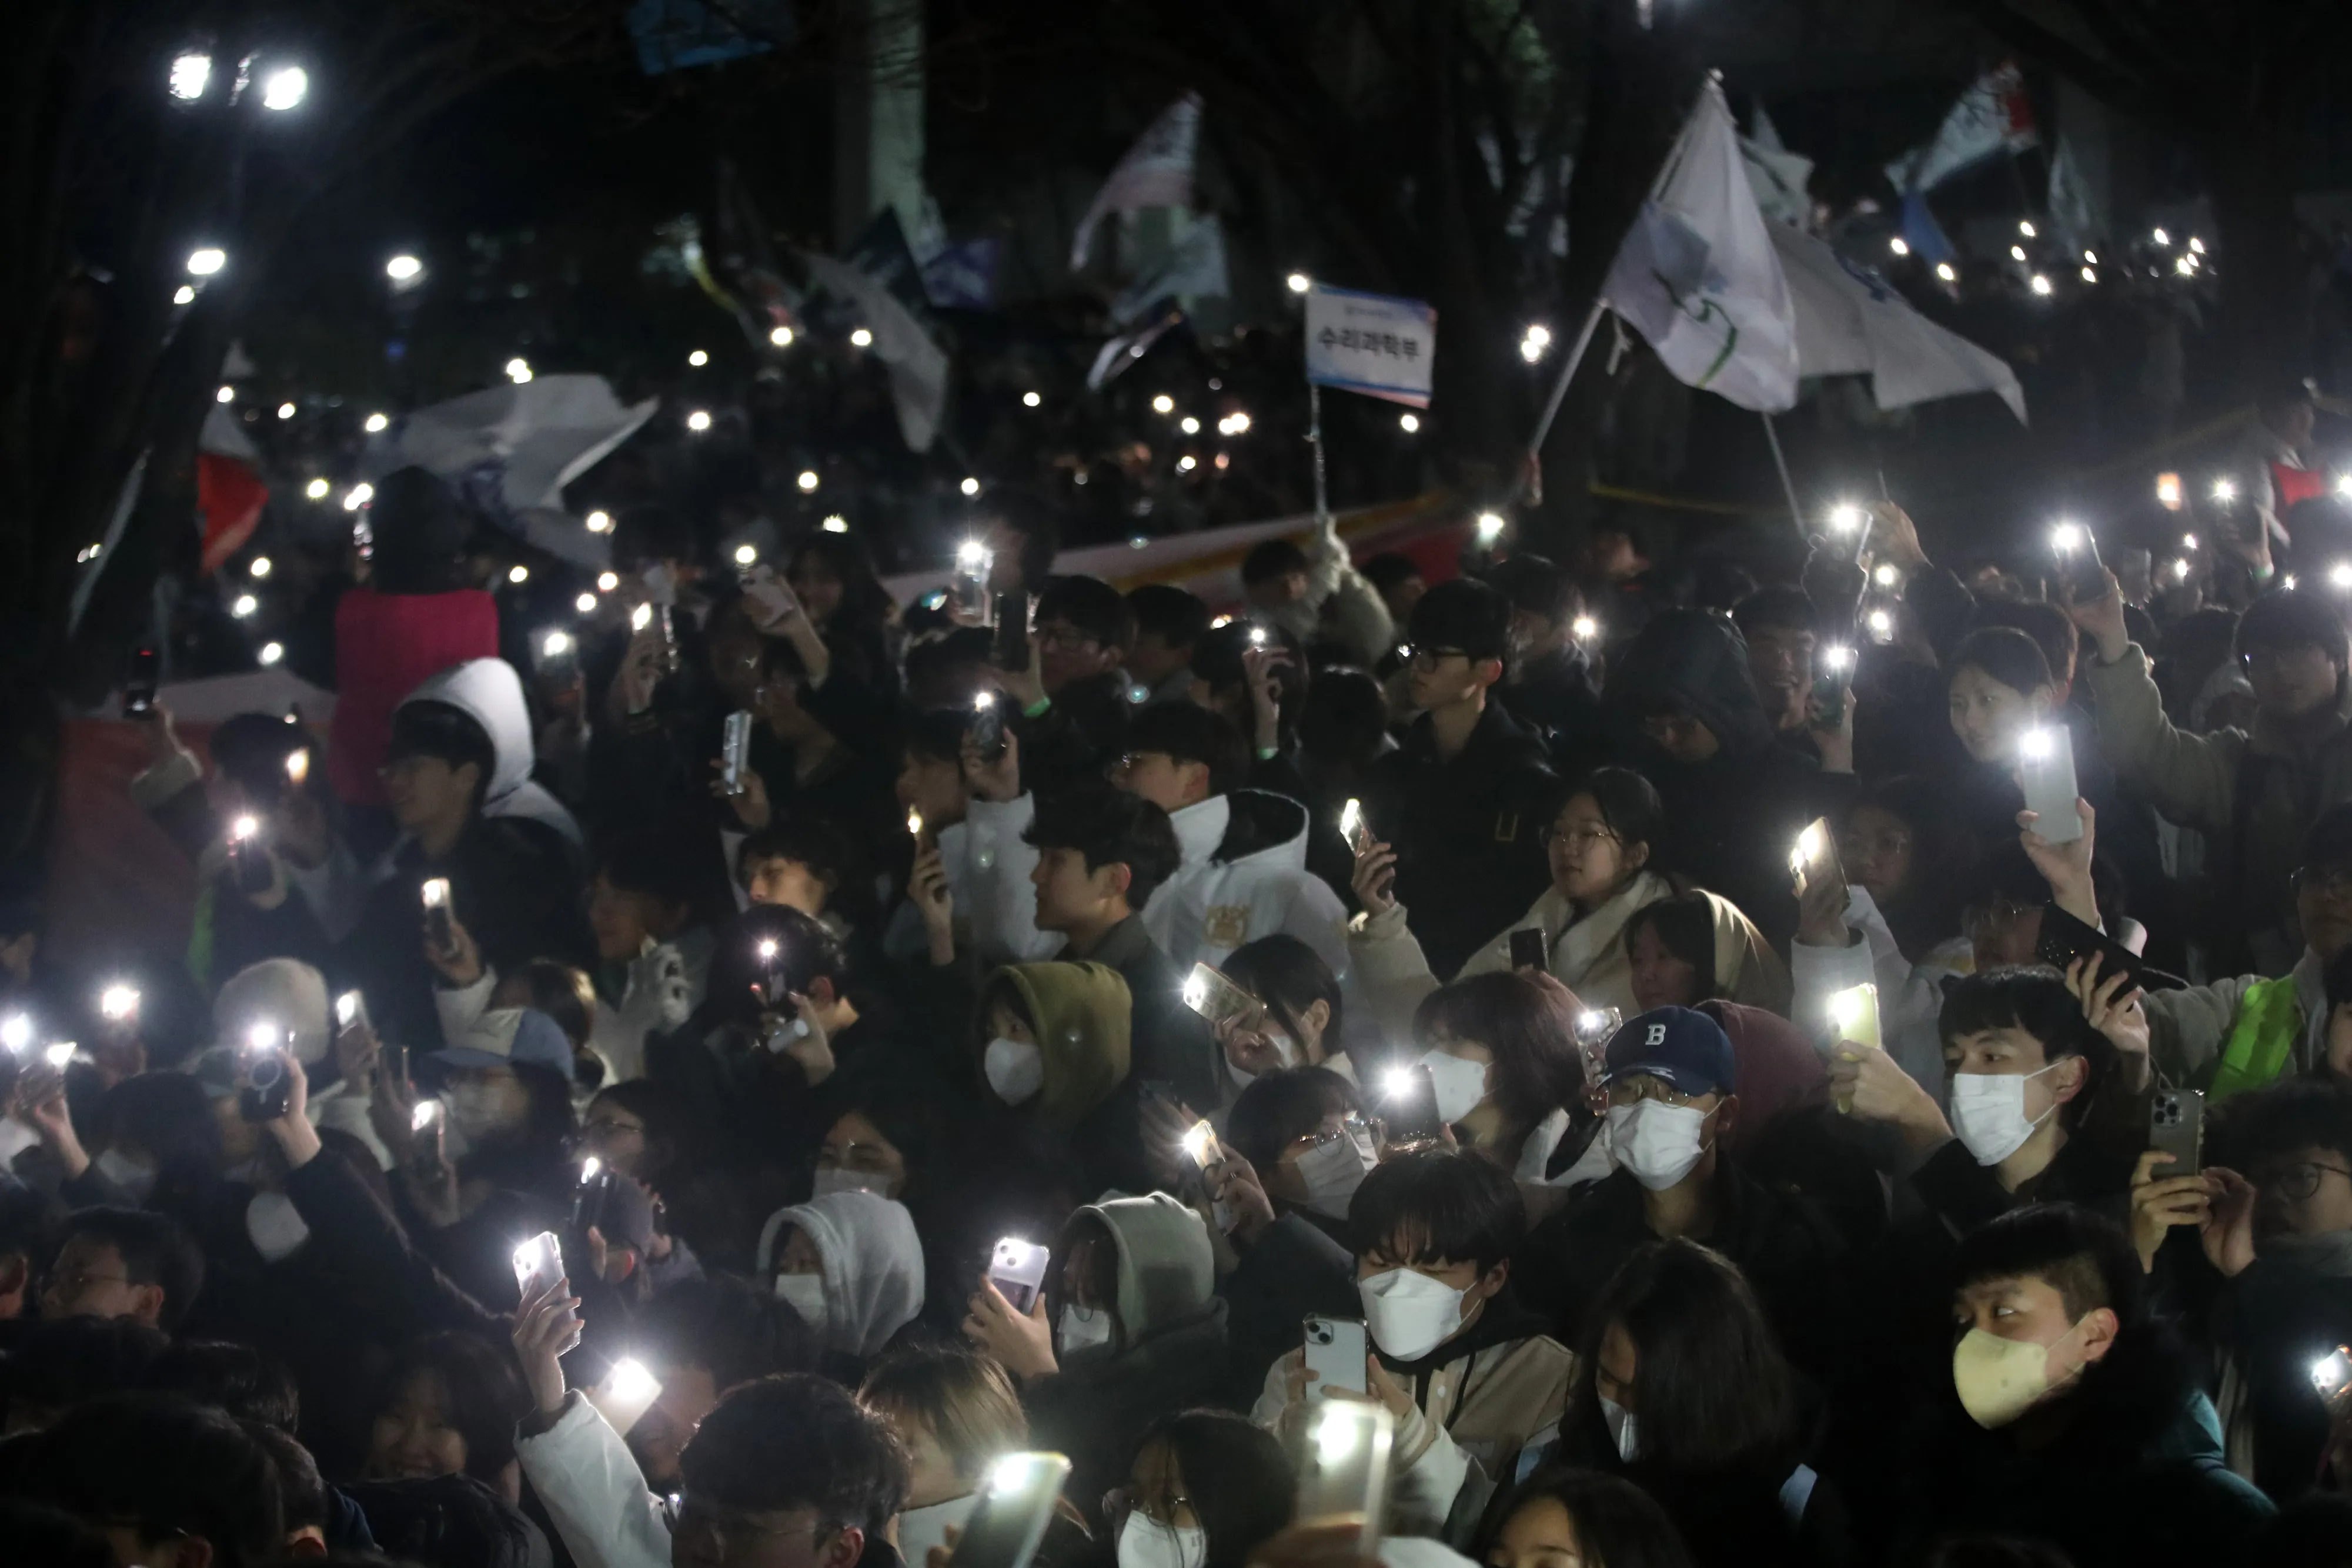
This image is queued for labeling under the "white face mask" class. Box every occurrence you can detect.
[984,1037,1044,1105]
[445,1082,513,1142]
[897,1494,980,1568]
[1949,1065,2061,1166]
[1225,1029,1299,1093]
[1117,1516,1207,1568]
[246,1191,311,1262]
[812,1166,889,1201]
[1358,1266,1468,1361]
[1599,1394,1639,1462]
[1293,1128,1378,1221]
[95,1148,156,1202]
[1418,1049,1491,1125]
[774,1269,828,1332]
[1058,1302,1115,1358]
[1605,1099,1713,1191]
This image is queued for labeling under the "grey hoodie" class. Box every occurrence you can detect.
[756,1190,927,1358]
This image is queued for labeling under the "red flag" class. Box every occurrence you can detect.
[196,451,267,576]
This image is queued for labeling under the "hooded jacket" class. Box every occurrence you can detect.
[400,658,583,847]
[1608,611,1850,950]
[985,961,1134,1128]
[1144,790,1352,979]
[1252,1286,1573,1544]
[329,586,499,808]
[1026,1193,1229,1518]
[755,1189,926,1359]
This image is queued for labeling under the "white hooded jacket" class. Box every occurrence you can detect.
[755,1189,926,1358]
[399,658,583,848]
[1145,791,1352,979]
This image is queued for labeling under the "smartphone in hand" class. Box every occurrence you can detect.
[124,645,161,717]
[1292,1401,1395,1556]
[1303,1315,1368,1399]
[944,1453,1072,1568]
[1508,928,1547,971]
[987,1237,1051,1315]
[2149,1089,2205,1176]
[2017,727,2083,845]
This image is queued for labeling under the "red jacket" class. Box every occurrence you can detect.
[329,588,499,807]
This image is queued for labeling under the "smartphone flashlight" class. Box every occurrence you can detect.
[1474,512,1507,546]
[2311,1346,2351,1397]
[2155,473,2183,510]
[957,540,990,569]
[1181,1118,1220,1170]
[44,1042,76,1068]
[420,878,450,910]
[757,938,779,964]
[247,1021,282,1054]
[973,690,997,712]
[907,808,924,838]
[1575,1009,1619,1044]
[231,814,260,843]
[1248,625,1268,647]
[335,991,362,1029]
[1819,645,1855,678]
[1571,615,1599,641]
[285,748,310,787]
[1828,983,1882,1049]
[1380,1066,1417,1100]
[413,1099,442,1132]
[543,630,574,661]
[1866,609,1894,642]
[1790,820,1829,881]
[99,984,139,1022]
[2049,521,2086,554]
[580,1156,602,1183]
[1872,564,1900,588]
[0,1015,28,1054]
[586,1355,666,1437]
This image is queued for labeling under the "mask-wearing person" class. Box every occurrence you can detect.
[1109,1412,1293,1568]
[861,1347,1037,1568]
[1598,1008,1737,1193]
[756,1190,926,1363]
[973,962,1132,1128]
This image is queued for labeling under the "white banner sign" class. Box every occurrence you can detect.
[1305,284,1436,409]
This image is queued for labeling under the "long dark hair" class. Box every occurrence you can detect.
[375,1332,531,1483]
[1413,971,1585,1145]
[1567,1239,1795,1473]
[1475,1466,1696,1568]
[1133,1410,1293,1568]
[789,532,891,637]
[1622,895,1718,1002]
[1844,775,1968,962]
[1219,935,1344,1064]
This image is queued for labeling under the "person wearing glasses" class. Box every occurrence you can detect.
[2130,1076,2352,1497]
[1101,1410,1294,1568]
[1354,580,1561,982]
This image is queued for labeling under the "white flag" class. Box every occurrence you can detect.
[1885,63,2037,195]
[1070,93,1202,271]
[1603,81,1799,414]
[801,252,950,452]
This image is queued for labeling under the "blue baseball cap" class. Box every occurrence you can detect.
[1603,1006,1736,1098]
[429,1008,574,1076]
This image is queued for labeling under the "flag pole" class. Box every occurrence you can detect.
[1519,295,1609,494]
[1308,381,1330,531]
[1760,412,1802,530]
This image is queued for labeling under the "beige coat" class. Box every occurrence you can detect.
[1349,870,1790,1045]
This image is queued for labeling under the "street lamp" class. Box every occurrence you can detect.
[260,66,308,112]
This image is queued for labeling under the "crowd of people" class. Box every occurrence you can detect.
[7,430,2352,1568]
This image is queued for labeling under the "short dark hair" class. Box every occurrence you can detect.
[1127,703,1249,797]
[1024,784,1182,908]
[1035,576,1137,654]
[706,904,853,1027]
[243,1423,328,1534]
[737,814,858,896]
[1226,1067,1363,1176]
[1297,667,1389,770]
[600,827,724,917]
[1476,1467,1695,1568]
[0,1315,169,1420]
[2299,803,2352,874]
[636,1272,820,1392]
[1568,1239,1795,1472]
[1937,967,2105,1073]
[101,1071,224,1183]
[827,1076,953,1198]
[1191,620,1308,737]
[1731,584,1817,640]
[1975,600,2079,688]
[586,1078,690,1183]
[1132,1410,1294,1568]
[1952,1203,2143,1328]
[385,701,497,808]
[144,1340,300,1432]
[1408,579,1512,666]
[505,959,596,1049]
[1128,584,1211,649]
[1947,626,2053,698]
[376,1333,532,1485]
[0,1502,115,1568]
[1414,972,1588,1137]
[982,494,1063,586]
[679,1373,910,1530]
[1349,1147,1524,1273]
[55,1208,204,1332]
[1220,935,1345,1065]
[1241,538,1311,584]
[2238,588,2350,669]
[0,1176,53,1272]
[1489,555,1579,625]
[2211,1076,2352,1174]
[1559,767,1663,857]
[1359,553,1424,594]
[30,1395,285,1568]
[1621,894,1719,1001]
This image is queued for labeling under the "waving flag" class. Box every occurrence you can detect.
[1070,93,1202,271]
[1886,63,2037,195]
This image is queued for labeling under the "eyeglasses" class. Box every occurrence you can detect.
[1963,899,2036,938]
[673,1499,833,1562]
[1284,1114,1375,1160]
[2254,1161,2352,1202]
[1403,646,1469,672]
[2292,867,2352,902]
[1034,624,1100,653]
[817,1139,900,1174]
[1604,1074,1708,1109]
[1546,823,1619,851]
[45,1271,131,1295]
[1102,1486,1196,1534]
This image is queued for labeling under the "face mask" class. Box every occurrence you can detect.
[774,1270,828,1332]
[812,1166,888,1201]
[1359,1266,1468,1361]
[1226,1030,1301,1093]
[1418,1049,1491,1125]
[1949,1064,2059,1167]
[1599,1395,1639,1462]
[1059,1302,1115,1358]
[246,1191,311,1262]
[445,1082,515,1143]
[1952,1318,2087,1429]
[1117,1516,1207,1568]
[1605,1099,1712,1191]
[1294,1130,1377,1221]
[96,1148,156,1202]
[984,1038,1044,1105]
[897,1494,980,1568]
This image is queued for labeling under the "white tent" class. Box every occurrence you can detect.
[1769,222,2026,422]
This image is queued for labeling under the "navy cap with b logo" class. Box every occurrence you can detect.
[1603,1005,1737,1098]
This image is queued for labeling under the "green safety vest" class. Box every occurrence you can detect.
[2206,975,2304,1102]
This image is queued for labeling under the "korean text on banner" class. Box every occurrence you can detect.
[1305,285,1436,410]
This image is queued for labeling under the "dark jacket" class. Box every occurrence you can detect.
[1894,1331,2275,1568]
[2209,1246,2352,1497]
[1087,914,1220,1114]
[1361,700,1560,979]
[1502,645,1606,772]
[1216,1211,1360,1408]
